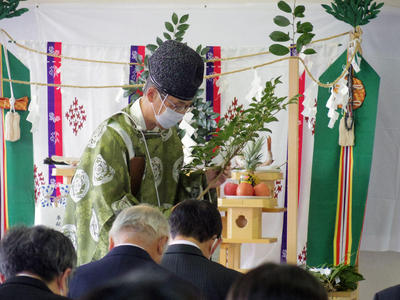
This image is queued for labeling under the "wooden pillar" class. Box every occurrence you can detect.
[287,53,299,264]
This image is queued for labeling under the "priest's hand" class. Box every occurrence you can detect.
[205,165,231,189]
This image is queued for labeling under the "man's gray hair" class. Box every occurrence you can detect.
[109,204,169,240]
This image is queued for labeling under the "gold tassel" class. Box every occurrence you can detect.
[339,115,354,146]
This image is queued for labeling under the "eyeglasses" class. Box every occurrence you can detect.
[158,92,193,113]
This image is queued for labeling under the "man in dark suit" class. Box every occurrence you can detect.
[68,204,171,299]
[0,225,76,300]
[374,284,400,300]
[161,200,243,300]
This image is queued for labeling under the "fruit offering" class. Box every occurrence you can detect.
[224,182,238,196]
[236,182,254,196]
[254,182,271,196]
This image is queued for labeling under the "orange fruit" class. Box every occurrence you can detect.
[254,182,271,197]
[236,182,254,196]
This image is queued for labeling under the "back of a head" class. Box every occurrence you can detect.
[227,263,328,300]
[80,268,201,300]
[169,200,222,242]
[109,204,169,243]
[0,225,77,282]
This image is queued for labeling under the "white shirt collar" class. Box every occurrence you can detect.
[129,98,161,133]
[169,239,201,250]
[115,243,146,251]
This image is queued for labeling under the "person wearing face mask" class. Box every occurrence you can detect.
[161,200,243,300]
[63,40,228,266]
[0,225,76,300]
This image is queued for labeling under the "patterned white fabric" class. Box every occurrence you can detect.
[70,169,90,203]
[92,154,115,186]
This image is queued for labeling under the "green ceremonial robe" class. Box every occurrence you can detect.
[64,100,207,265]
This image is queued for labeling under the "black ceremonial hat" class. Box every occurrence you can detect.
[149,40,204,101]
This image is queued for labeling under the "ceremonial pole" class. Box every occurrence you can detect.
[287,47,299,264]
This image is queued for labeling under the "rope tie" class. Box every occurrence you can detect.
[0,28,357,89]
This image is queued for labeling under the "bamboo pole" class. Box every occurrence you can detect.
[287,52,299,264]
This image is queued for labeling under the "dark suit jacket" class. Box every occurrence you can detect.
[0,276,71,300]
[374,284,400,300]
[161,244,243,300]
[68,245,165,299]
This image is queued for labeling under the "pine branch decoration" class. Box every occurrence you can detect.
[0,0,28,20]
[321,0,384,28]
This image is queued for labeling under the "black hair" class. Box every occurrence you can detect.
[80,268,202,300]
[169,200,222,243]
[227,263,328,300]
[0,225,77,282]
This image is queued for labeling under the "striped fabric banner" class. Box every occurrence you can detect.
[0,45,34,234]
[128,45,145,103]
[334,145,353,265]
[298,72,305,190]
[206,46,221,123]
[47,42,63,197]
[1,110,8,233]
[307,51,380,266]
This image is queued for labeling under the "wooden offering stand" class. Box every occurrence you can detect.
[50,156,79,184]
[218,169,285,272]
[52,167,76,184]
[328,289,358,300]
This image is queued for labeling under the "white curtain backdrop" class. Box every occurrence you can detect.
[3,1,400,264]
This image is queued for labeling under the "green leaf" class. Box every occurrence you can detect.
[175,30,185,38]
[136,54,142,64]
[172,12,178,25]
[165,22,174,32]
[175,37,183,42]
[201,47,210,56]
[269,31,290,42]
[179,14,189,23]
[141,70,149,79]
[273,15,291,27]
[163,32,172,40]
[294,5,305,17]
[303,48,317,55]
[297,21,313,33]
[277,0,292,13]
[269,44,290,56]
[156,37,163,46]
[321,4,332,11]
[146,44,158,52]
[297,32,315,46]
[177,24,190,31]
[196,45,202,53]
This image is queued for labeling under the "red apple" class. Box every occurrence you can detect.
[254,182,271,197]
[224,182,238,196]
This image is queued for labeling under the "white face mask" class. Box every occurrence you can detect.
[152,92,185,129]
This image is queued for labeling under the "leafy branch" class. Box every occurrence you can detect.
[308,263,364,292]
[183,77,299,199]
[123,12,218,144]
[322,0,384,28]
[269,0,316,56]
[0,0,28,20]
